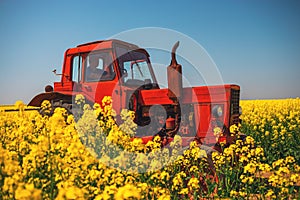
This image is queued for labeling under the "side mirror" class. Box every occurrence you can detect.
[53,69,70,79]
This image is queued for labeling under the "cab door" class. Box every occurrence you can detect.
[81,51,122,114]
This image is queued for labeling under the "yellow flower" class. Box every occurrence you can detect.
[157,194,171,200]
[290,173,300,184]
[245,136,255,146]
[229,124,239,133]
[172,174,184,190]
[178,188,189,195]
[56,185,86,200]
[115,184,140,200]
[230,190,238,197]
[265,131,269,136]
[160,171,170,182]
[244,162,257,174]
[285,156,295,163]
[213,127,222,139]
[187,177,200,189]
[258,163,271,172]
[102,96,112,106]
[255,147,264,156]
[276,166,290,175]
[238,191,247,197]
[189,165,199,174]
[40,100,52,115]
[15,183,41,200]
[265,189,276,198]
[96,185,117,200]
[75,94,85,105]
[15,100,25,110]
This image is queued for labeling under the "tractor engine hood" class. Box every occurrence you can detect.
[138,84,239,106]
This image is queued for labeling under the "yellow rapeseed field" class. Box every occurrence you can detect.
[0,97,299,199]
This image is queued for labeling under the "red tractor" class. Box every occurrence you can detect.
[29,39,241,150]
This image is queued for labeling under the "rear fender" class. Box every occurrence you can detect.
[28,92,72,107]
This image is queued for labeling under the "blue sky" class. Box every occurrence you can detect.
[0,0,300,104]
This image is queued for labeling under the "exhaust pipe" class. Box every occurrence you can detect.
[167,41,182,101]
[166,41,182,137]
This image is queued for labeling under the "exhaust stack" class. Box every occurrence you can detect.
[166,41,182,137]
[167,41,182,102]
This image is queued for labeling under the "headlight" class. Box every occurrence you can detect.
[212,105,223,117]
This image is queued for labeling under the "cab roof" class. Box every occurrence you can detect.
[77,39,139,48]
[67,39,140,55]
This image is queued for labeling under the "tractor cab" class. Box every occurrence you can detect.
[49,40,158,115]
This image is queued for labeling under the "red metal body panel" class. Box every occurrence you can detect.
[140,84,238,105]
[140,89,172,105]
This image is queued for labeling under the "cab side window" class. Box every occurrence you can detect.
[72,55,82,83]
[85,52,115,82]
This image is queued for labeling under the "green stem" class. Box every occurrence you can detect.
[47,130,55,200]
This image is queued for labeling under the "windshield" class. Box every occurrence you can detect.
[116,46,156,86]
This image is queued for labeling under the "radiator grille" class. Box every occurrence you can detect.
[231,89,240,115]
